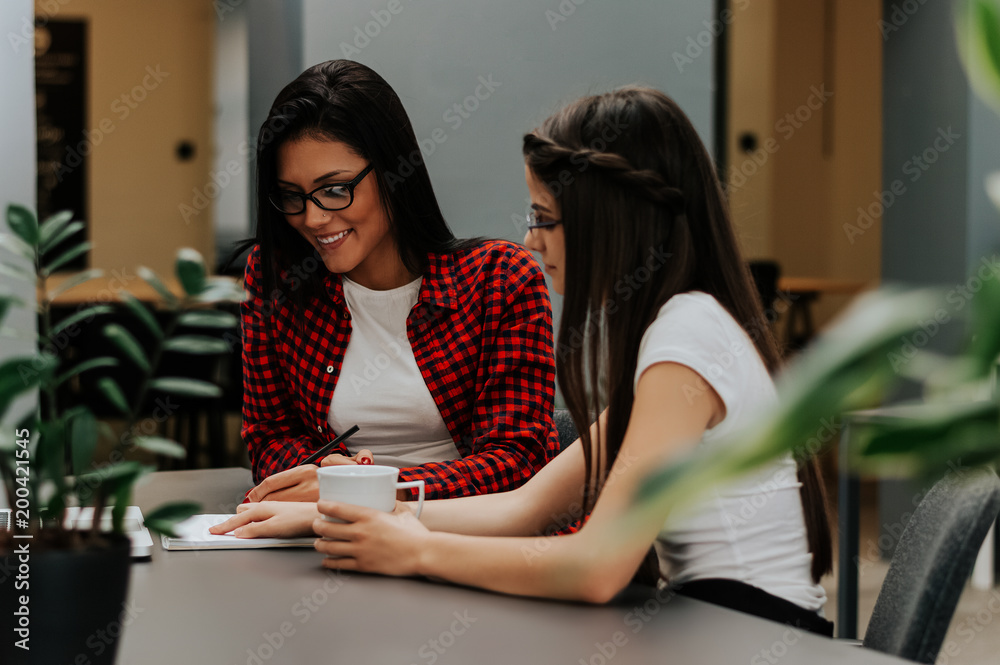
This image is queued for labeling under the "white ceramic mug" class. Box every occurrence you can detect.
[316,465,425,522]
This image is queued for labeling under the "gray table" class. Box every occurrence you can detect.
[118,468,905,664]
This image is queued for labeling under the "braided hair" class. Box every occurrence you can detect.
[522,86,831,585]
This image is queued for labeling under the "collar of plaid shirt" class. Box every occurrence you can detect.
[321,248,460,312]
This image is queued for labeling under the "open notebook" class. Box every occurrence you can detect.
[161,514,316,550]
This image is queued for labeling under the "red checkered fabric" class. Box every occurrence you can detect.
[242,240,560,499]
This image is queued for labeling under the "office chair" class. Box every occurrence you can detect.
[748,259,781,313]
[552,408,579,452]
[862,466,1000,663]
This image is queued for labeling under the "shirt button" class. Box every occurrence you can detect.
[317,425,324,433]
[342,311,351,320]
[326,365,334,373]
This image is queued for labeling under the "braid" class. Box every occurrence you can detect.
[525,133,684,206]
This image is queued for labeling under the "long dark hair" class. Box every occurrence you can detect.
[523,87,832,584]
[241,59,478,306]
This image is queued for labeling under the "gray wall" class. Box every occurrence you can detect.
[0,0,38,431]
[300,0,716,248]
[213,0,251,250]
[247,0,304,236]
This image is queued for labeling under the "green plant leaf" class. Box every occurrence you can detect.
[74,462,150,530]
[6,204,38,247]
[66,406,99,475]
[987,171,1000,212]
[97,421,115,442]
[150,377,222,398]
[0,260,35,282]
[54,356,119,388]
[0,233,36,262]
[178,310,239,329]
[850,401,1000,475]
[96,376,131,416]
[110,480,134,534]
[0,354,58,417]
[0,327,31,341]
[966,254,1000,379]
[164,335,229,355]
[42,241,93,275]
[46,268,104,301]
[973,0,1000,96]
[40,221,85,257]
[133,436,186,459]
[0,294,25,328]
[121,293,163,339]
[0,427,17,455]
[143,501,201,538]
[103,322,151,372]
[75,460,148,493]
[176,248,207,296]
[37,210,74,250]
[957,0,1000,110]
[50,304,114,339]
[34,419,67,495]
[137,265,178,307]
[193,277,246,303]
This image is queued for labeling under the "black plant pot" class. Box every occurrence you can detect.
[0,533,132,665]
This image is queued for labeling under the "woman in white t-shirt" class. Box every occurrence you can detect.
[216,86,834,634]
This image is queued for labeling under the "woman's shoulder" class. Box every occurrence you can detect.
[444,239,543,284]
[449,239,536,265]
[637,291,764,385]
[650,291,741,337]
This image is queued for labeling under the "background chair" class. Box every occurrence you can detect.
[552,408,578,452]
[862,466,1000,663]
[748,259,781,315]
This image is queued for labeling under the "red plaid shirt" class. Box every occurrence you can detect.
[242,240,560,499]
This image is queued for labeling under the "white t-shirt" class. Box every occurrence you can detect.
[634,291,826,612]
[327,276,460,468]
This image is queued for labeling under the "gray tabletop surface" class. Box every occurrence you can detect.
[116,468,904,665]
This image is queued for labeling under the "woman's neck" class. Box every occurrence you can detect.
[345,241,419,290]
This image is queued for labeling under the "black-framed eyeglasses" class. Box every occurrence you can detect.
[269,164,375,214]
[526,209,562,233]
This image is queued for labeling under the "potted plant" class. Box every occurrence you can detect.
[0,204,245,665]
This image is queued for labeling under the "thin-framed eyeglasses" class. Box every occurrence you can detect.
[526,209,562,233]
[269,164,375,214]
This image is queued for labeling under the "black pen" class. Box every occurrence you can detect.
[301,425,361,466]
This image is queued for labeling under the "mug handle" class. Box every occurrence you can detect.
[396,480,425,519]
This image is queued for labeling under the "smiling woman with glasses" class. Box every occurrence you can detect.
[231,60,561,505]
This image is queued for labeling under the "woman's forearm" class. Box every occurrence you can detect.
[417,439,589,537]
[417,486,544,537]
[416,530,617,602]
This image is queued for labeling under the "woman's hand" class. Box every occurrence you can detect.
[320,448,373,467]
[313,500,430,577]
[247,449,374,502]
[209,502,320,538]
[247,465,320,502]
